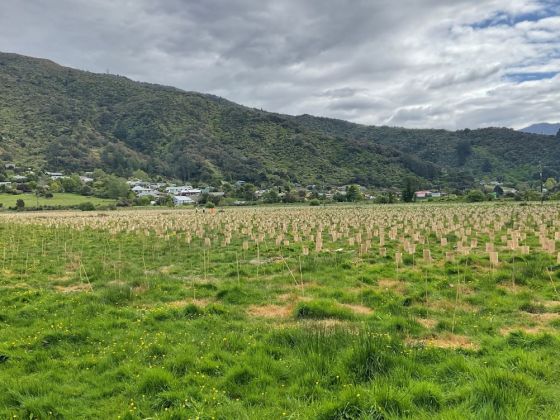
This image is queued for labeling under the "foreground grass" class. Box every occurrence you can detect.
[0,204,559,418]
[0,193,115,209]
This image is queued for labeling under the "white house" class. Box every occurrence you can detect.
[46,171,65,180]
[183,188,201,196]
[132,186,158,196]
[165,185,193,195]
[137,191,160,198]
[173,196,194,206]
[414,190,432,199]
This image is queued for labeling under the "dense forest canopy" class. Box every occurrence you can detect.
[0,52,558,188]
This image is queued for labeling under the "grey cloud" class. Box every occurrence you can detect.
[0,0,558,129]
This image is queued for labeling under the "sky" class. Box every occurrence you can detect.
[0,0,559,130]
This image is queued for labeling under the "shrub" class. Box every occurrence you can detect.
[182,303,203,319]
[77,201,95,211]
[465,190,485,202]
[309,199,321,206]
[138,369,173,394]
[318,390,384,420]
[294,300,354,320]
[411,382,443,411]
[345,336,399,382]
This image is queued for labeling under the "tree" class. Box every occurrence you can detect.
[103,175,130,199]
[401,177,416,203]
[132,169,150,181]
[15,199,25,210]
[456,141,472,166]
[282,191,298,203]
[544,177,557,191]
[346,185,362,202]
[262,189,280,203]
[60,175,83,193]
[465,190,485,202]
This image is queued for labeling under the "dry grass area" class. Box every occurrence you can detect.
[248,304,293,318]
[409,333,479,350]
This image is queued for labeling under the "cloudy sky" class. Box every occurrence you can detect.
[0,0,559,129]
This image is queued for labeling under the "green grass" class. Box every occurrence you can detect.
[0,203,559,418]
[0,193,115,208]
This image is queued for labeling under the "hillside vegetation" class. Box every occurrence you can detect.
[0,52,558,187]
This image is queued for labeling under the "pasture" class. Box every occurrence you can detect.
[0,193,115,209]
[0,203,559,418]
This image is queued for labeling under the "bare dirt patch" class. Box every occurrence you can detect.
[541,300,560,310]
[341,303,373,315]
[54,283,92,293]
[167,298,210,308]
[377,279,407,294]
[248,304,292,318]
[132,284,149,295]
[500,326,551,335]
[416,318,438,329]
[408,333,479,350]
[497,283,526,294]
[278,292,311,303]
[426,299,477,313]
[525,312,560,323]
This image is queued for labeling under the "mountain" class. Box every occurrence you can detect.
[1,51,559,188]
[519,123,560,136]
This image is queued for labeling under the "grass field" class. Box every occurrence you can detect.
[1,203,560,418]
[0,193,115,209]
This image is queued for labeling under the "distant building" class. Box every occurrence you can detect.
[414,190,432,199]
[494,186,517,197]
[165,185,193,195]
[173,196,194,206]
[45,171,64,180]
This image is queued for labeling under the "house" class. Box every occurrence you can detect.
[127,180,148,188]
[80,176,94,183]
[11,175,27,182]
[209,192,225,198]
[182,188,202,196]
[137,191,160,198]
[165,185,193,195]
[173,196,194,206]
[132,186,158,196]
[414,190,432,199]
[46,171,65,180]
[4,163,16,170]
[494,185,517,197]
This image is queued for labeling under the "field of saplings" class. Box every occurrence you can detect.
[1,203,560,419]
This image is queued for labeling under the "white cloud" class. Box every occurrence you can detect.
[0,0,558,129]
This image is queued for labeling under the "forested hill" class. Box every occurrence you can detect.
[0,51,558,187]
